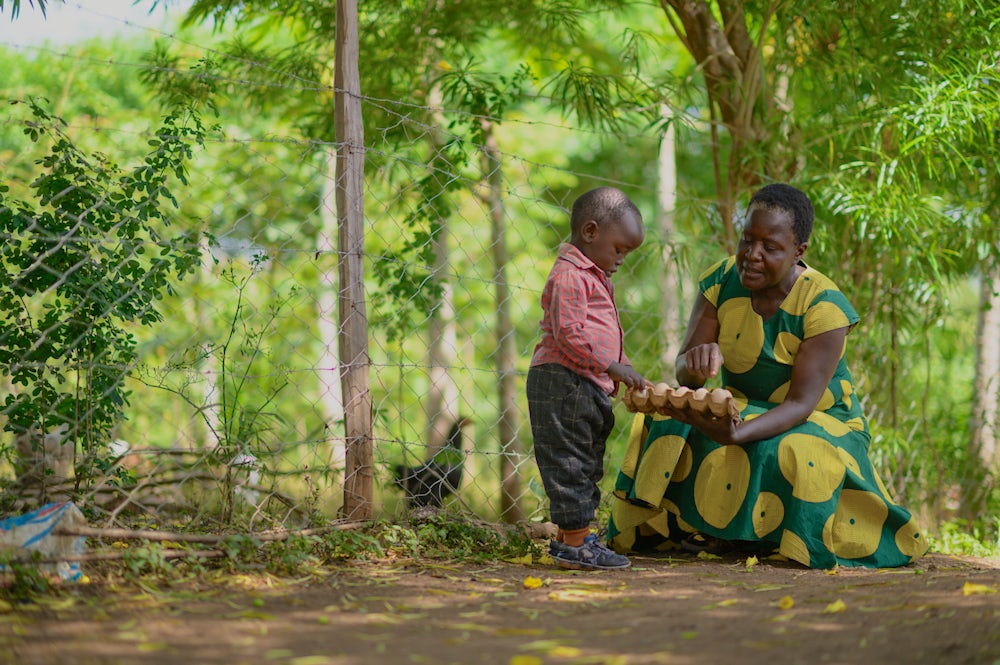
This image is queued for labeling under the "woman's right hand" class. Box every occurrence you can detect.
[678,343,724,385]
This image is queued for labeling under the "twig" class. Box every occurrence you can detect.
[53,520,370,543]
[6,549,225,565]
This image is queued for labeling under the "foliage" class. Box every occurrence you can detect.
[136,256,298,525]
[931,519,1000,559]
[0,97,208,487]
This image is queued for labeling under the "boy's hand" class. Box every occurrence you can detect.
[607,362,651,391]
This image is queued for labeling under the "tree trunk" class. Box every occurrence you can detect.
[335,0,372,520]
[962,266,1000,517]
[658,0,779,234]
[481,121,526,523]
[657,107,685,379]
[318,152,347,475]
[422,92,460,456]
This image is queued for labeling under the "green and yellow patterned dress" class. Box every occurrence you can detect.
[607,257,928,568]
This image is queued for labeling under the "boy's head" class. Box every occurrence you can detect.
[569,187,644,276]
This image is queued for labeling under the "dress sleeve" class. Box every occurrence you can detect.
[804,287,860,339]
[697,257,734,308]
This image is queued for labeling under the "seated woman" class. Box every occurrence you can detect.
[607,183,927,569]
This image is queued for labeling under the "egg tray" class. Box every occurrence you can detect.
[621,383,741,423]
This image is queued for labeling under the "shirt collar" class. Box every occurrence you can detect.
[558,243,600,272]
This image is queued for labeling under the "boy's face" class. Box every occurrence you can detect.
[579,212,644,276]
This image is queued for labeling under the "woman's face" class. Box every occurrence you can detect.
[736,204,806,292]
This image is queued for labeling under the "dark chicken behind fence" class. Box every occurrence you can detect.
[393,417,472,508]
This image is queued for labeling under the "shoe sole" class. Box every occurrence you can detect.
[552,555,630,571]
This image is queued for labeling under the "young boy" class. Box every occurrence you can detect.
[526,186,650,570]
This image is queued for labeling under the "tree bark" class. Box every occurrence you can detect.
[481,121,526,523]
[658,0,780,236]
[962,266,1000,517]
[657,107,686,379]
[423,89,461,456]
[335,0,372,520]
[318,152,347,475]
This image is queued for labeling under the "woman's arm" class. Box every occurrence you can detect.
[674,294,722,388]
[676,326,850,445]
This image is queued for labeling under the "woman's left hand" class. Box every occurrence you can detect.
[659,403,741,445]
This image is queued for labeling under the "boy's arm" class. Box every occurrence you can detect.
[607,361,649,391]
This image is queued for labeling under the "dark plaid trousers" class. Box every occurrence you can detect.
[526,363,615,531]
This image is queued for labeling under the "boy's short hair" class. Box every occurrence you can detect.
[570,187,641,237]
[749,183,814,245]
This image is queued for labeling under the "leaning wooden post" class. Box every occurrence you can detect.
[335,0,372,519]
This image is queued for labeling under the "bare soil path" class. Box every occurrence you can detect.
[5,551,1000,665]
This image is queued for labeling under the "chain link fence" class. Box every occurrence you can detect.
[0,8,987,544]
[0,24,684,534]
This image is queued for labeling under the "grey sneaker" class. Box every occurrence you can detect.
[549,534,630,570]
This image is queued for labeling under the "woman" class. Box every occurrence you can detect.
[607,183,927,568]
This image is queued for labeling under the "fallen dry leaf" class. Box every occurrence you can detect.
[522,576,544,590]
[823,599,847,614]
[961,581,997,596]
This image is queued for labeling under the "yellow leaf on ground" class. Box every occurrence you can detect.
[822,599,847,614]
[745,555,759,571]
[506,554,533,565]
[776,595,794,610]
[509,657,543,665]
[289,657,335,665]
[522,576,544,590]
[35,597,76,611]
[137,642,169,652]
[962,581,998,596]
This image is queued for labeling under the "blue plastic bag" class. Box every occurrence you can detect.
[0,502,86,582]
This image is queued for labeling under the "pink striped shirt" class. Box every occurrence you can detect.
[530,243,628,395]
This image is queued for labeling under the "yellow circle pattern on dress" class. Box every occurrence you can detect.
[694,446,751,529]
[872,467,896,505]
[822,489,888,559]
[804,300,852,337]
[808,411,854,437]
[752,492,785,538]
[779,529,811,567]
[672,443,693,483]
[728,387,749,412]
[836,448,862,478]
[633,434,686,506]
[717,297,764,374]
[894,518,927,558]
[703,283,722,307]
[768,381,790,403]
[663,498,698,534]
[778,433,847,502]
[618,413,647,479]
[773,331,801,365]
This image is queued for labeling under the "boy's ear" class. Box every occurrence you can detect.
[580,219,599,241]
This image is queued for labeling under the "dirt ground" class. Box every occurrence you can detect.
[5,549,1000,665]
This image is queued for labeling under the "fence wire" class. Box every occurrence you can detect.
[0,9,987,543]
[0,25,678,533]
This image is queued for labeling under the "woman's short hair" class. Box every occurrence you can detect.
[749,183,814,245]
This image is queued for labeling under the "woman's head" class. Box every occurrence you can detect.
[747,183,814,245]
[737,184,813,293]
[570,187,644,276]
